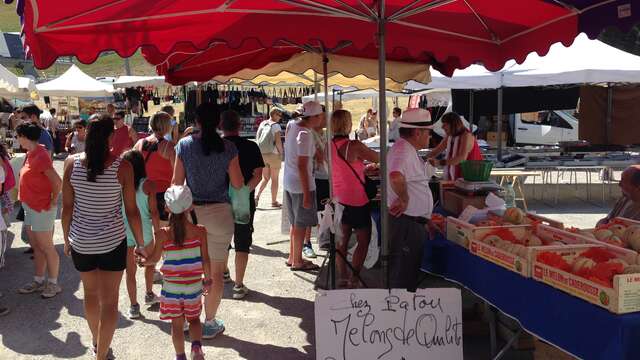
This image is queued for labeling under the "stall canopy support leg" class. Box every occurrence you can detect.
[377,0,390,289]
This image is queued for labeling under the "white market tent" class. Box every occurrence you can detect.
[0,64,36,100]
[113,75,166,88]
[303,88,406,102]
[304,88,451,108]
[36,65,114,97]
[406,33,640,91]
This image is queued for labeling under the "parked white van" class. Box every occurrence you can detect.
[513,110,579,145]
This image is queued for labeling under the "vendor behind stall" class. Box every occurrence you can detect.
[428,112,483,180]
[387,108,435,292]
[599,165,640,225]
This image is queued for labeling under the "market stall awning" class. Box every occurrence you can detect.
[36,65,114,97]
[0,63,35,100]
[10,1,638,76]
[209,52,430,91]
[407,33,640,90]
[113,75,166,88]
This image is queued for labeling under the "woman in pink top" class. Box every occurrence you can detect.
[331,110,379,288]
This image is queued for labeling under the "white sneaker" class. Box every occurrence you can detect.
[41,283,62,299]
[232,285,249,300]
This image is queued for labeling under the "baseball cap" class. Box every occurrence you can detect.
[164,185,193,214]
[399,108,433,129]
[301,101,323,117]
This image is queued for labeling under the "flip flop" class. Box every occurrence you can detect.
[291,262,320,272]
[285,260,313,267]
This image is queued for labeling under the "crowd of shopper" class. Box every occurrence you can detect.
[0,99,446,360]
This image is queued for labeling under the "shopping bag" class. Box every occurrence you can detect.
[228,185,251,224]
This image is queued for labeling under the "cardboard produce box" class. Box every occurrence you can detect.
[468,224,592,277]
[571,217,640,257]
[532,245,640,314]
[445,211,564,248]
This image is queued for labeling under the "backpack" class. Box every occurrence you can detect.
[256,121,276,154]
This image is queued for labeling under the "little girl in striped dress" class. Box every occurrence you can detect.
[143,185,211,360]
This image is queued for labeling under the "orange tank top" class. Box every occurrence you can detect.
[142,139,173,192]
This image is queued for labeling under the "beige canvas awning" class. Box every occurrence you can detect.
[213,52,430,92]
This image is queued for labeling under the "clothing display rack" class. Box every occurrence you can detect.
[183,83,314,134]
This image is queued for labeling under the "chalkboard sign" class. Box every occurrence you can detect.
[315,289,463,360]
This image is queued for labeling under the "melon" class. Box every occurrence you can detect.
[594,229,613,241]
[608,258,629,268]
[483,235,503,247]
[503,207,525,225]
[609,224,627,239]
[605,236,625,248]
[623,225,640,251]
[572,257,596,273]
[525,235,543,247]
[513,244,528,258]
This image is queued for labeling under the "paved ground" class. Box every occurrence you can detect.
[0,159,610,359]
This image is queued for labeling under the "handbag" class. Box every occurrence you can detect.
[333,140,378,200]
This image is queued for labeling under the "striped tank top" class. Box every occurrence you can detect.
[160,237,204,283]
[69,156,126,254]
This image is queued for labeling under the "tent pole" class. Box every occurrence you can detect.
[606,84,613,145]
[313,72,319,102]
[332,89,336,112]
[378,0,390,289]
[496,87,503,161]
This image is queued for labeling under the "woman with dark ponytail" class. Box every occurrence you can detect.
[61,114,147,360]
[172,102,243,339]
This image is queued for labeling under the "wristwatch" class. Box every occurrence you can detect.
[202,278,212,286]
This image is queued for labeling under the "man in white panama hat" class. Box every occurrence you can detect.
[386,108,435,292]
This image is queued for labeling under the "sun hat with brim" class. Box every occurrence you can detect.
[301,101,323,117]
[399,108,434,129]
[164,185,193,214]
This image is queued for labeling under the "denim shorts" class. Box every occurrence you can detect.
[23,203,56,232]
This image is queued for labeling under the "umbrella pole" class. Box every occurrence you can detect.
[496,87,503,161]
[377,0,390,289]
[469,90,474,126]
[322,52,337,290]
[606,83,613,144]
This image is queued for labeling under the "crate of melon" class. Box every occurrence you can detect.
[446,207,563,248]
[568,218,640,260]
[532,245,640,314]
[468,224,594,277]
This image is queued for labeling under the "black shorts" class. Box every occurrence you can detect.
[315,179,330,211]
[71,239,127,272]
[341,203,372,230]
[156,192,169,221]
[233,194,256,253]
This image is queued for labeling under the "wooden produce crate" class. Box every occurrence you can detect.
[531,245,640,314]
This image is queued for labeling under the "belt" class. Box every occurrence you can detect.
[402,214,429,224]
[193,200,223,206]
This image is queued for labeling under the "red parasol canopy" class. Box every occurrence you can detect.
[11,0,639,75]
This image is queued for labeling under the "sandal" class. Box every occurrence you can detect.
[285,259,313,267]
[271,201,282,208]
[290,262,320,272]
